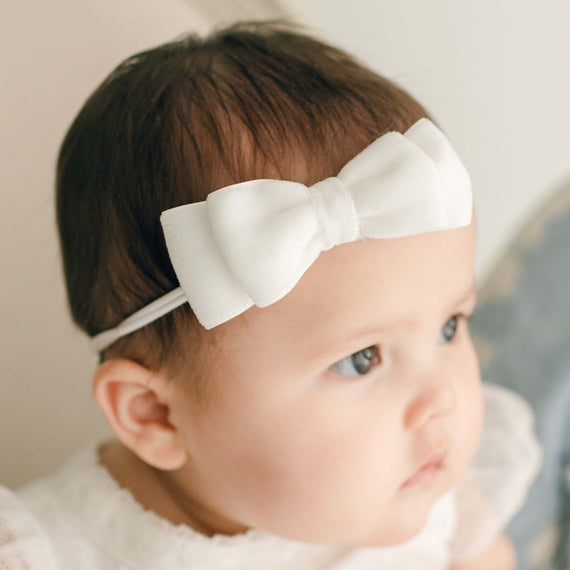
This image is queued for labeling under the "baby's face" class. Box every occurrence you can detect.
[167,216,483,546]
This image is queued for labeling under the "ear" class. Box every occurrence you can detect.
[93,358,188,471]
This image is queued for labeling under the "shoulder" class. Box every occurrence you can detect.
[481,382,538,435]
[11,441,129,570]
[449,532,516,570]
[478,382,542,486]
[449,382,542,562]
[0,484,59,569]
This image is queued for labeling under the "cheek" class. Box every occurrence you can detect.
[225,402,403,542]
[451,362,484,473]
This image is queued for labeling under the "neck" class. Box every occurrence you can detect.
[97,439,250,537]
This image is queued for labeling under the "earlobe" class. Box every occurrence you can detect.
[93,358,188,471]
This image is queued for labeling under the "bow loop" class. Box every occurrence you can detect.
[205,179,320,308]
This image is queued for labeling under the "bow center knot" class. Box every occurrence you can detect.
[308,177,360,251]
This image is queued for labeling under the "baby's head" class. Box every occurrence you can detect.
[56,21,483,547]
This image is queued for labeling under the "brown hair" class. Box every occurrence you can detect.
[56,20,431,400]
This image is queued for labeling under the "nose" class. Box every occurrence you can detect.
[404,378,457,431]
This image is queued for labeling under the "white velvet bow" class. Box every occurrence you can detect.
[160,117,472,330]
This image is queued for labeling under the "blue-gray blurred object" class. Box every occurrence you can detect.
[469,181,570,570]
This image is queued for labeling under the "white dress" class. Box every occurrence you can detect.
[0,383,542,570]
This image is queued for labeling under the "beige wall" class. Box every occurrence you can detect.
[1,0,209,487]
[2,0,569,487]
[301,0,570,281]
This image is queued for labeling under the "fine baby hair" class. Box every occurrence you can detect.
[56,20,433,382]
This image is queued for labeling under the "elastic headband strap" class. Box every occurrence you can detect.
[90,287,187,352]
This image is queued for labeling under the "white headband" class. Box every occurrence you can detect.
[90,117,472,352]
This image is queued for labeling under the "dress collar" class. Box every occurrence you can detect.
[49,440,350,569]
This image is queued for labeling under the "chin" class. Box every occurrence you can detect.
[357,513,429,548]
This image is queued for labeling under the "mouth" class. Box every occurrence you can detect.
[400,450,447,490]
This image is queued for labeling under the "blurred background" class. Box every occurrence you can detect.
[2,0,569,554]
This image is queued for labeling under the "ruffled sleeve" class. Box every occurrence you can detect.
[449,382,543,563]
[0,484,59,570]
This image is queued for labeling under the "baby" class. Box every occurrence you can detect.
[1,20,541,570]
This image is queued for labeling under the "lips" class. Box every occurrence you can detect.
[401,449,447,489]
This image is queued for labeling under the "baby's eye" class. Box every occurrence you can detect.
[328,345,382,378]
[437,313,471,344]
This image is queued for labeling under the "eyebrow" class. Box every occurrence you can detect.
[316,285,478,357]
[451,285,478,310]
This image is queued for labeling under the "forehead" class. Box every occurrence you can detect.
[217,219,476,353]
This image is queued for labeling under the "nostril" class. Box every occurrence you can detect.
[404,383,457,431]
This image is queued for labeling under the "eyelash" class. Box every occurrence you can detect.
[328,312,473,379]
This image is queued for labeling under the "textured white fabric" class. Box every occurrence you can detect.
[0,486,58,570]
[1,383,540,569]
[450,383,543,562]
[91,117,472,350]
